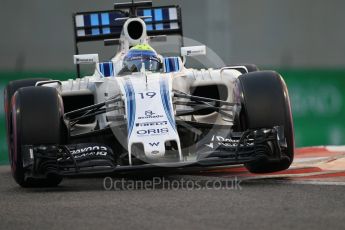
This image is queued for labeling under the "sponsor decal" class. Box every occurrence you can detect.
[149,142,160,147]
[151,151,160,155]
[70,146,108,159]
[137,128,169,136]
[73,54,99,64]
[205,135,253,149]
[145,110,155,116]
[181,45,206,57]
[76,58,94,62]
[138,110,164,120]
[136,121,168,127]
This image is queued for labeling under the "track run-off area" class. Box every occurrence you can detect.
[198,146,345,185]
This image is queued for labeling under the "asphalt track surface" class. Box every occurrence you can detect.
[1,164,345,230]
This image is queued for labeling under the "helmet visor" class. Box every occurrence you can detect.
[123,57,161,73]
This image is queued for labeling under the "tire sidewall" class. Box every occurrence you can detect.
[10,92,25,184]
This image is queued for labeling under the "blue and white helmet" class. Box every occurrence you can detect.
[121,44,161,73]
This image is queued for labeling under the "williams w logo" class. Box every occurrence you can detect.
[149,142,160,147]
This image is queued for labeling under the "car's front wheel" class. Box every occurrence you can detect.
[9,86,65,187]
[4,78,50,160]
[237,71,294,173]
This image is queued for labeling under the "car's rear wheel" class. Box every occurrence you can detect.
[237,71,294,173]
[9,86,65,187]
[240,64,259,73]
[231,64,259,74]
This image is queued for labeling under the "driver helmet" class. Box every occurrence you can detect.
[122,44,161,73]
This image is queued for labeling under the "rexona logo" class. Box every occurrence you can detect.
[138,110,164,120]
[137,128,169,136]
[136,121,168,127]
[205,135,253,149]
[70,146,108,159]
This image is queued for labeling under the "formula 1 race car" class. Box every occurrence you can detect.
[4,1,294,187]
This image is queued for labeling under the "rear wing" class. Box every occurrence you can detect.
[73,1,183,77]
[73,3,183,43]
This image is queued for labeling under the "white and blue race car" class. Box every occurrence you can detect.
[4,1,294,187]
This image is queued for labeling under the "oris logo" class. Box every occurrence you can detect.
[137,128,169,136]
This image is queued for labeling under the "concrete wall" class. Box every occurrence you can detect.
[0,0,345,71]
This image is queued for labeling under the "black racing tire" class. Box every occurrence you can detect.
[9,86,65,187]
[241,64,259,73]
[237,71,294,173]
[231,64,259,74]
[4,78,50,154]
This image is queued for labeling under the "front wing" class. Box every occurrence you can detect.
[20,127,287,178]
